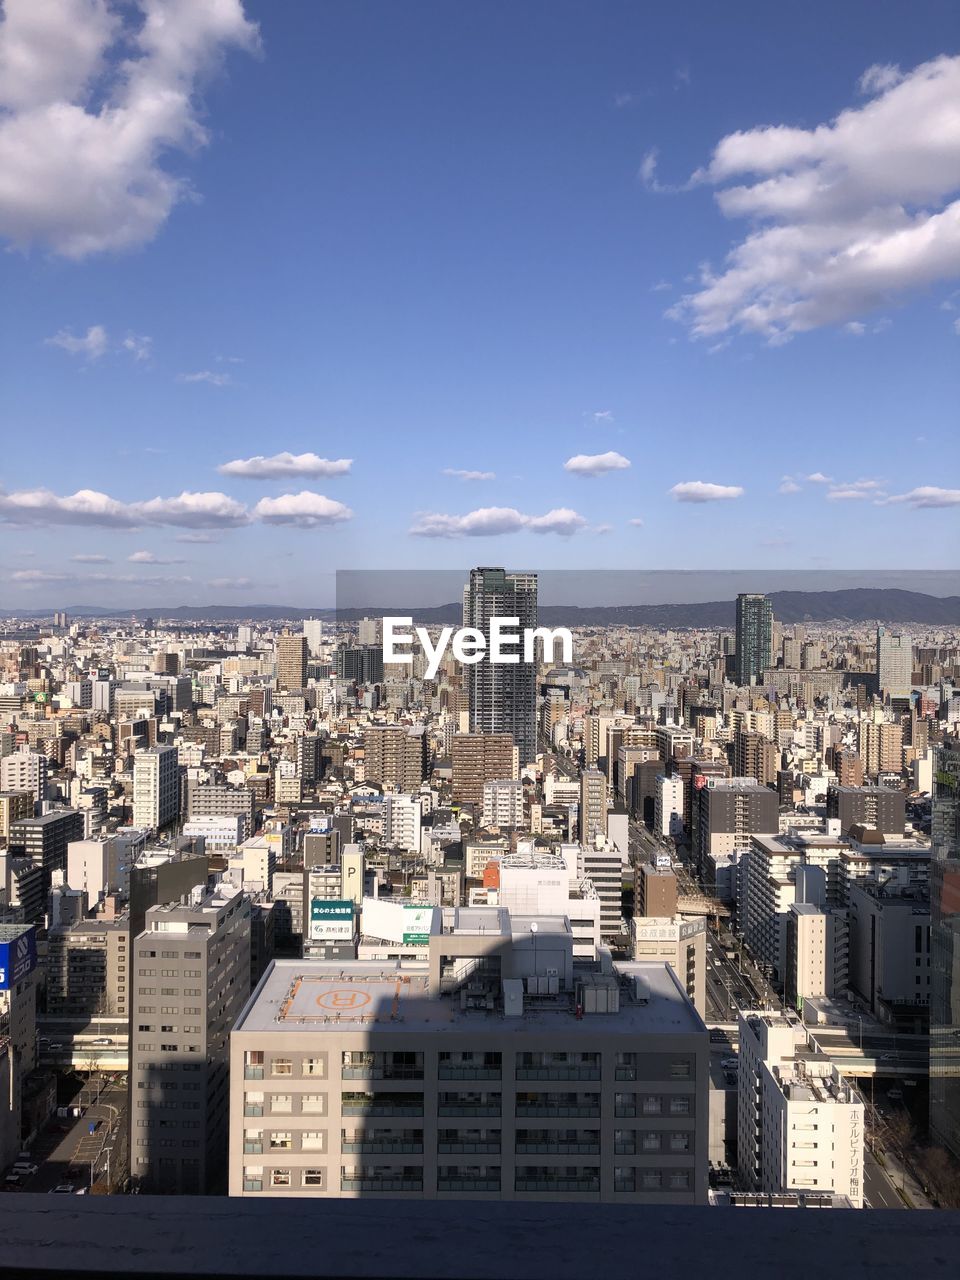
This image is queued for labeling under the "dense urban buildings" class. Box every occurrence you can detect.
[0,575,956,1213]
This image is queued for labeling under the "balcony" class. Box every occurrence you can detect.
[341,1094,424,1117]
[243,1105,264,1118]
[437,1103,501,1117]
[437,1177,501,1192]
[437,1066,501,1080]
[342,1142,423,1154]
[244,1067,264,1080]
[515,1104,600,1117]
[341,1066,424,1080]
[242,1141,263,1155]
[437,1142,501,1154]
[515,1177,600,1193]
[515,1142,600,1155]
[341,1177,423,1192]
[515,1067,601,1081]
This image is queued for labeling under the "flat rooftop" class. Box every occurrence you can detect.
[234,959,705,1038]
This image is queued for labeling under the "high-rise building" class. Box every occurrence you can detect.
[8,810,84,905]
[0,749,48,807]
[130,884,251,1194]
[363,725,427,792]
[132,745,179,832]
[229,948,708,1202]
[335,645,384,684]
[462,567,537,767]
[46,915,130,1019]
[734,594,773,687]
[737,1011,864,1206]
[930,738,960,1160]
[579,768,607,844]
[276,633,308,692]
[481,779,524,829]
[877,626,913,703]
[302,619,324,657]
[0,790,34,842]
[733,729,779,788]
[451,733,516,809]
[826,785,905,837]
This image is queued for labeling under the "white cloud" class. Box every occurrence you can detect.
[844,321,866,336]
[954,316,960,335]
[45,323,108,359]
[208,576,252,589]
[628,517,645,527]
[806,472,833,484]
[563,451,631,476]
[174,531,219,543]
[826,478,886,500]
[442,468,496,481]
[122,333,153,361]
[668,480,744,503]
[410,506,587,538]
[127,550,186,564]
[219,451,352,479]
[593,523,613,535]
[588,410,614,423]
[251,491,353,528]
[882,486,960,508]
[12,568,192,586]
[778,476,802,494]
[0,486,249,529]
[859,63,903,95]
[667,55,960,340]
[178,370,231,387]
[0,0,259,258]
[70,552,110,563]
[649,280,672,292]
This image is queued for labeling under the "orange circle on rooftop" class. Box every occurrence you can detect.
[316,989,372,1012]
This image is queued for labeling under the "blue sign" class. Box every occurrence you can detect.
[0,926,37,991]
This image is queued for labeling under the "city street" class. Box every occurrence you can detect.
[8,1074,128,1197]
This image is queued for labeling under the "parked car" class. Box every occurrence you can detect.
[91,1038,114,1046]
[13,1163,38,1177]
[721,1057,738,1069]
[4,1174,21,1187]
[50,1185,75,1195]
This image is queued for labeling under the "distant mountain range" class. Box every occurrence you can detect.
[2,587,958,626]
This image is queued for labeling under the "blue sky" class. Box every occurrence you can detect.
[0,0,958,608]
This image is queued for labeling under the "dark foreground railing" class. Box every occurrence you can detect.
[1,1195,958,1279]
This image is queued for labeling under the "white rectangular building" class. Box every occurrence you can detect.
[737,1011,864,1207]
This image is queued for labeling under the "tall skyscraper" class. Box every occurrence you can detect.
[462,567,537,766]
[580,767,607,843]
[877,626,913,703]
[930,738,960,1160]
[276,632,308,691]
[734,593,773,687]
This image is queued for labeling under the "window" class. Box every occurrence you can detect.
[670,1061,691,1079]
[669,1133,690,1152]
[303,1169,324,1186]
[271,1058,292,1076]
[269,1132,292,1149]
[301,1131,325,1151]
[641,1132,661,1152]
[641,1170,662,1190]
[669,1171,690,1190]
[270,1169,291,1187]
[669,1097,691,1116]
[301,1094,326,1114]
[271,1094,292,1113]
[303,1057,325,1077]
[642,1096,661,1115]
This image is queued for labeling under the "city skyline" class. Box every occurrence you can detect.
[1,2,959,607]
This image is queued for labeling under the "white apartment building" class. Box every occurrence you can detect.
[784,903,848,1011]
[383,794,422,853]
[0,748,47,807]
[132,745,179,832]
[229,937,709,1203]
[655,775,684,839]
[67,830,148,903]
[482,779,524,829]
[579,837,623,940]
[737,1011,864,1207]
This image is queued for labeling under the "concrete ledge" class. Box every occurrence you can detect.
[2,1196,960,1278]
